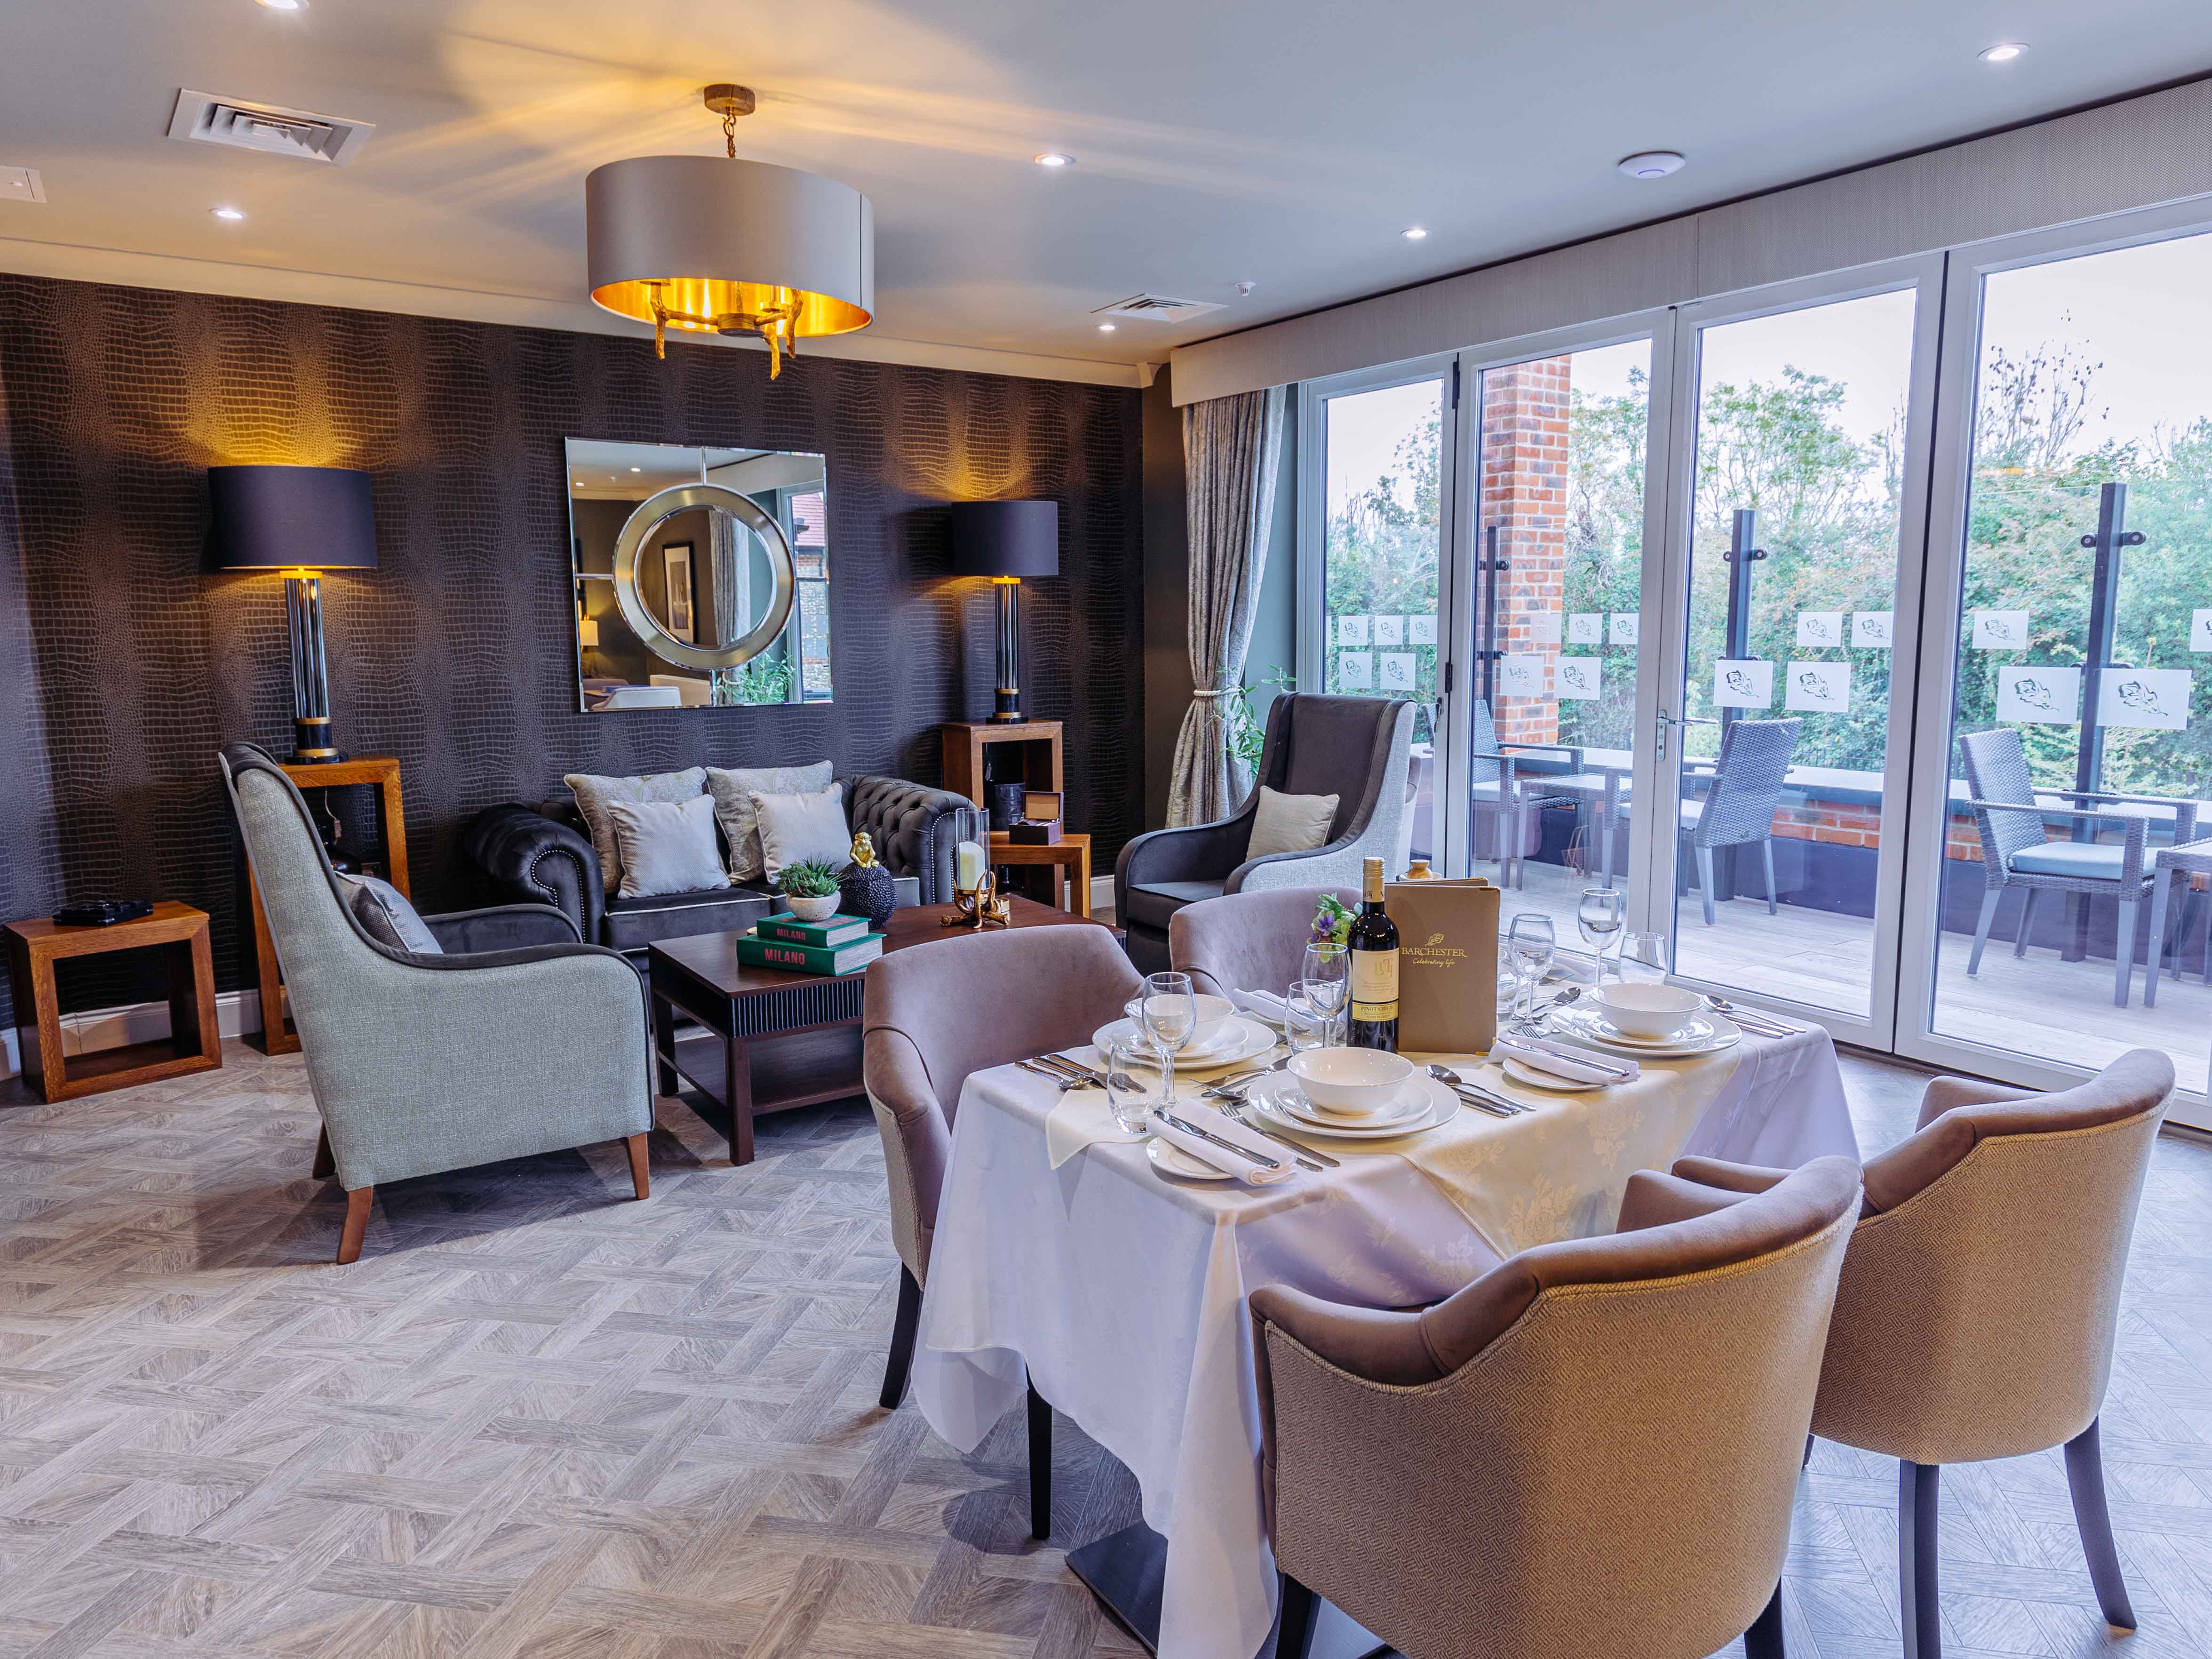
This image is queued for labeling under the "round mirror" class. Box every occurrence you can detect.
[609,482,796,672]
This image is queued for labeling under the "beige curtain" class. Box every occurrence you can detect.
[1168,386,1286,826]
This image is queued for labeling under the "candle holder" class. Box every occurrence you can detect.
[943,869,1012,930]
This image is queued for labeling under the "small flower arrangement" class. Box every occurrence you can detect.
[1310,893,1354,946]
[778,860,841,900]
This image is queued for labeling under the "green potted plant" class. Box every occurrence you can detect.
[778,859,844,923]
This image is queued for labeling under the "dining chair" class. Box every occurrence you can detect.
[1169,885,1357,1000]
[1468,697,1581,889]
[1957,726,2192,1007]
[1670,1048,2173,1659]
[1250,1155,1864,1659]
[861,925,1141,1446]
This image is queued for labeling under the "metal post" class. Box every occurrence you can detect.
[1719,508,1767,734]
[2064,483,2146,958]
[1479,525,1508,709]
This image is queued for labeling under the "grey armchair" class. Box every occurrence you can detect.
[1169,886,1357,1000]
[1115,694,1413,973]
[1251,1156,1864,1659]
[220,744,654,1264]
[1670,1049,2172,1659]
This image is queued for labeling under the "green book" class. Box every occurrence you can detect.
[735,929,885,976]
[759,912,870,947]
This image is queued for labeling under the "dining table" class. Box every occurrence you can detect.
[910,1009,1861,1659]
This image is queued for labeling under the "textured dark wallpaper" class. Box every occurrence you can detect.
[0,274,1143,1013]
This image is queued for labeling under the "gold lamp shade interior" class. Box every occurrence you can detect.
[589,278,872,374]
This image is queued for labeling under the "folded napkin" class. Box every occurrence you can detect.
[1149,1105,1297,1186]
[1493,1034,1639,1085]
[1043,1086,1144,1168]
[1229,989,1291,1024]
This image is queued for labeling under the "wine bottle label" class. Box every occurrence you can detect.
[1351,950,1399,1019]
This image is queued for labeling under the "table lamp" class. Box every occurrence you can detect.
[207,465,379,762]
[949,499,1058,723]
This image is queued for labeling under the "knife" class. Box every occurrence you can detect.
[1153,1109,1282,1170]
[1017,1059,1091,1090]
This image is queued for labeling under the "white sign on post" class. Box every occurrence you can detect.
[1852,611,1894,648]
[1796,612,1844,648]
[2097,667,2192,731]
[1996,665,2080,724]
[1610,613,1640,646]
[1337,651,1373,689]
[1499,654,1547,698]
[2192,610,2212,653]
[1524,610,1563,645]
[1373,615,1405,646]
[1785,661,1852,713]
[1408,614,1438,646]
[1713,660,1774,709]
[1568,613,1603,645]
[1973,611,2031,650]
[1378,653,1418,692]
[1554,657,1602,701]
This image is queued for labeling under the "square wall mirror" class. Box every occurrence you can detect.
[565,438,833,711]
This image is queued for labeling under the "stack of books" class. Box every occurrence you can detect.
[735,912,887,975]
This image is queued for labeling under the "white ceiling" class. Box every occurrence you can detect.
[4,0,2212,383]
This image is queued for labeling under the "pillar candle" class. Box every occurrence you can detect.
[956,840,985,891]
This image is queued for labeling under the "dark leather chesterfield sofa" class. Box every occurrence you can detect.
[464,773,986,970]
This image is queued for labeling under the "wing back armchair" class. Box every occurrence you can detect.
[1114,694,1413,971]
[220,743,654,1263]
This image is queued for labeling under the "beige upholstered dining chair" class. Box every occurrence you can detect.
[1250,1155,1864,1659]
[1669,1049,2173,1659]
[862,925,1141,1414]
[1168,885,1356,1000]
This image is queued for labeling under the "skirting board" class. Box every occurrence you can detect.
[0,989,263,1080]
[1091,874,1115,919]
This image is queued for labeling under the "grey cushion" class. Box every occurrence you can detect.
[707,762,835,881]
[2009,841,2125,880]
[565,767,707,895]
[337,873,442,955]
[1247,785,1340,859]
[751,784,851,882]
[606,794,730,900]
[1125,878,1227,933]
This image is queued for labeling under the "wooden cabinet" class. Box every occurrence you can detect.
[941,719,1062,809]
[6,902,220,1101]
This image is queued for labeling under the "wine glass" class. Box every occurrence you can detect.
[1577,887,1627,982]
[1139,972,1198,1104]
[1300,942,1348,1046]
[1620,930,1669,985]
[1506,913,1556,1024]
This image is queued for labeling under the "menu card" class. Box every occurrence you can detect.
[1385,877,1499,1054]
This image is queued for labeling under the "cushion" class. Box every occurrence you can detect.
[565,767,707,894]
[707,762,836,881]
[1246,785,1340,859]
[750,784,851,883]
[336,873,442,955]
[2008,841,2125,880]
[1125,878,1226,933]
[605,794,730,900]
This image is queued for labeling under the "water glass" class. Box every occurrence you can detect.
[1506,913,1556,1023]
[1284,985,1327,1055]
[1577,887,1627,981]
[1300,941,1348,1046]
[1139,971,1198,1103]
[1620,930,1670,984]
[1105,1030,1155,1134]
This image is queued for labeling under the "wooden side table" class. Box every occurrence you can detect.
[988,831,1093,917]
[942,719,1063,810]
[6,902,221,1101]
[250,755,408,1055]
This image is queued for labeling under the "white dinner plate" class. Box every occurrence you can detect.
[1501,1056,1603,1092]
[1554,1005,1742,1057]
[1273,1076,1432,1129]
[1246,1073,1456,1140]
[1147,1136,1232,1181]
[1090,1016,1277,1075]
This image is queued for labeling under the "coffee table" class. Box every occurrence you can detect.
[650,897,1115,1165]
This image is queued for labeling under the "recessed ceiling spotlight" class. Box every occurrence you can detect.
[1401,225,1428,241]
[255,0,306,10]
[1980,42,2026,62]
[1618,151,1687,180]
[210,205,246,221]
[1235,280,1257,296]
[1098,322,1117,333]
[1034,152,1074,168]
[629,466,641,472]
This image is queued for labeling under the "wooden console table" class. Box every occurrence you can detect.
[988,831,1092,917]
[6,902,221,1101]
[250,755,408,1055]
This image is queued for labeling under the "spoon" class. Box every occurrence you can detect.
[1425,1063,1526,1116]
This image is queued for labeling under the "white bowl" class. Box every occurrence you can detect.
[782,893,843,923]
[1287,1047,1416,1115]
[1124,992,1236,1052]
[1591,981,1703,1040]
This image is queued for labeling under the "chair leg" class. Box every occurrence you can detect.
[624,1132,650,1199]
[2064,1418,2137,1630]
[1803,1433,1815,1469]
[2012,888,2038,959]
[335,1186,373,1265]
[2147,874,2176,1006]
[311,1125,335,1180]
[1026,1374,1051,1540]
[1762,838,1780,915]
[1743,1580,1787,1659]
[1969,887,2003,974]
[878,1267,923,1410]
[1275,1573,1320,1659]
[2114,897,2138,1008]
[1697,846,1717,925]
[1899,1461,1942,1659]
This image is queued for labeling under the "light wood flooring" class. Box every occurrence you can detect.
[0,1040,2209,1659]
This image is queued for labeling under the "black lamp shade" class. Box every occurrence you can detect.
[207,465,378,571]
[949,499,1058,579]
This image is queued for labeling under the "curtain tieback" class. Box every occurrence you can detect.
[1190,689,1224,699]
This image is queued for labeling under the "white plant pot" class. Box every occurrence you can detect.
[783,893,843,922]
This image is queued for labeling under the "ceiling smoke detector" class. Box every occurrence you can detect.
[1618,151,1686,180]
[1092,293,1225,325]
[168,89,376,165]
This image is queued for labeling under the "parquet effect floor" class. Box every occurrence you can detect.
[0,1043,2207,1659]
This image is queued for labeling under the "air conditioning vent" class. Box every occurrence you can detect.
[167,89,376,166]
[1093,293,1224,325]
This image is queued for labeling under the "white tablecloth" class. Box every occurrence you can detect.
[913,1025,1858,1659]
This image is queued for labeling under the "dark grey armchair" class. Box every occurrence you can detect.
[220,744,654,1264]
[1114,695,1414,972]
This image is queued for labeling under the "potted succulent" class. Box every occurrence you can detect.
[778,859,844,922]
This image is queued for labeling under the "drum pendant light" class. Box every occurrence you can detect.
[586,85,874,377]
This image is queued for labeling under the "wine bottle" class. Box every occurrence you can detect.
[1347,856,1400,1052]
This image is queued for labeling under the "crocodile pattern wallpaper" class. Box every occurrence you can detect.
[0,274,1142,1010]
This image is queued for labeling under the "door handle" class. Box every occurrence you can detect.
[1653,710,1683,763]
